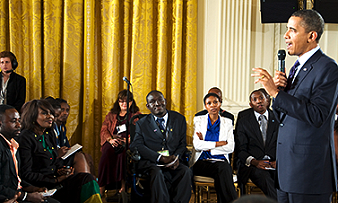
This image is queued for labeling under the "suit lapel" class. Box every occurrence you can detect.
[0,137,18,177]
[6,150,18,177]
[288,49,322,95]
[166,112,174,142]
[265,109,276,146]
[279,49,323,122]
[288,65,313,96]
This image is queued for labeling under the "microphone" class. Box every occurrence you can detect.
[123,76,131,85]
[4,70,13,74]
[278,49,286,73]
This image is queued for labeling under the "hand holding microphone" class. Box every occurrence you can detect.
[251,49,288,97]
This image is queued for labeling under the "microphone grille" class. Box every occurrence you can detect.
[278,50,286,60]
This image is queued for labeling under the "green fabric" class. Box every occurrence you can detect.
[80,180,102,203]
[41,134,54,158]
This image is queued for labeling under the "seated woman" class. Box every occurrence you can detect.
[189,93,237,203]
[18,99,102,203]
[98,90,141,195]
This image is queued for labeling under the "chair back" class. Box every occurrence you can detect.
[129,114,146,143]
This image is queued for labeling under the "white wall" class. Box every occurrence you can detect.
[197,0,338,117]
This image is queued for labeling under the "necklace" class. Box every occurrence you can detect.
[117,114,127,122]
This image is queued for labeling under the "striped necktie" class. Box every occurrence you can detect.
[259,115,267,145]
[285,60,300,92]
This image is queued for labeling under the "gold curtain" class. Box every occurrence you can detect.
[0,0,197,174]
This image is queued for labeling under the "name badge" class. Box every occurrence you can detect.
[116,124,127,134]
[157,150,169,156]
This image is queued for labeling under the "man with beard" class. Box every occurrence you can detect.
[0,105,59,203]
[235,89,279,199]
[130,90,191,203]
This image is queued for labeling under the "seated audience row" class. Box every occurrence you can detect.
[0,87,277,203]
[0,99,103,202]
[0,105,59,203]
[108,88,277,203]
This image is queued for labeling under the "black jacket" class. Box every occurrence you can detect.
[130,110,187,170]
[234,108,279,183]
[18,129,62,188]
[0,136,31,201]
[0,72,26,112]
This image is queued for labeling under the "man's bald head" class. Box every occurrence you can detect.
[208,87,222,103]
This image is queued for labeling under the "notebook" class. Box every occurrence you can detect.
[61,143,83,160]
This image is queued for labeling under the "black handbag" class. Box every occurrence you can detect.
[114,141,126,154]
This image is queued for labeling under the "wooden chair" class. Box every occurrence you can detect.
[194,175,216,203]
[232,174,241,197]
[332,191,338,203]
[194,174,241,203]
[245,179,261,195]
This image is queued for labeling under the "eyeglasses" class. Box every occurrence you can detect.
[119,100,132,103]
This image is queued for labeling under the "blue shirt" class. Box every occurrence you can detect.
[199,116,225,160]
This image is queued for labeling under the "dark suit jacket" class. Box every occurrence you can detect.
[234,108,278,183]
[195,108,234,124]
[0,136,30,200]
[53,123,70,148]
[273,49,338,194]
[0,72,26,112]
[130,110,187,170]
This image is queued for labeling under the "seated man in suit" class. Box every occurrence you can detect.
[195,87,234,124]
[0,105,59,203]
[53,98,95,176]
[235,89,278,199]
[130,90,191,203]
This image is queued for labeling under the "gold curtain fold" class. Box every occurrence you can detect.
[0,0,197,175]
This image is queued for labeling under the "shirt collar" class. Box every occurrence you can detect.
[254,110,269,122]
[153,112,168,127]
[0,133,19,149]
[297,45,320,69]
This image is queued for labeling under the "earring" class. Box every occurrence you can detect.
[33,121,35,124]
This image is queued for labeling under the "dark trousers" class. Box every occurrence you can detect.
[248,167,277,199]
[147,163,191,203]
[277,188,332,203]
[193,160,237,203]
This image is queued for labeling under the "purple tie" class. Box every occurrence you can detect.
[285,60,300,91]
